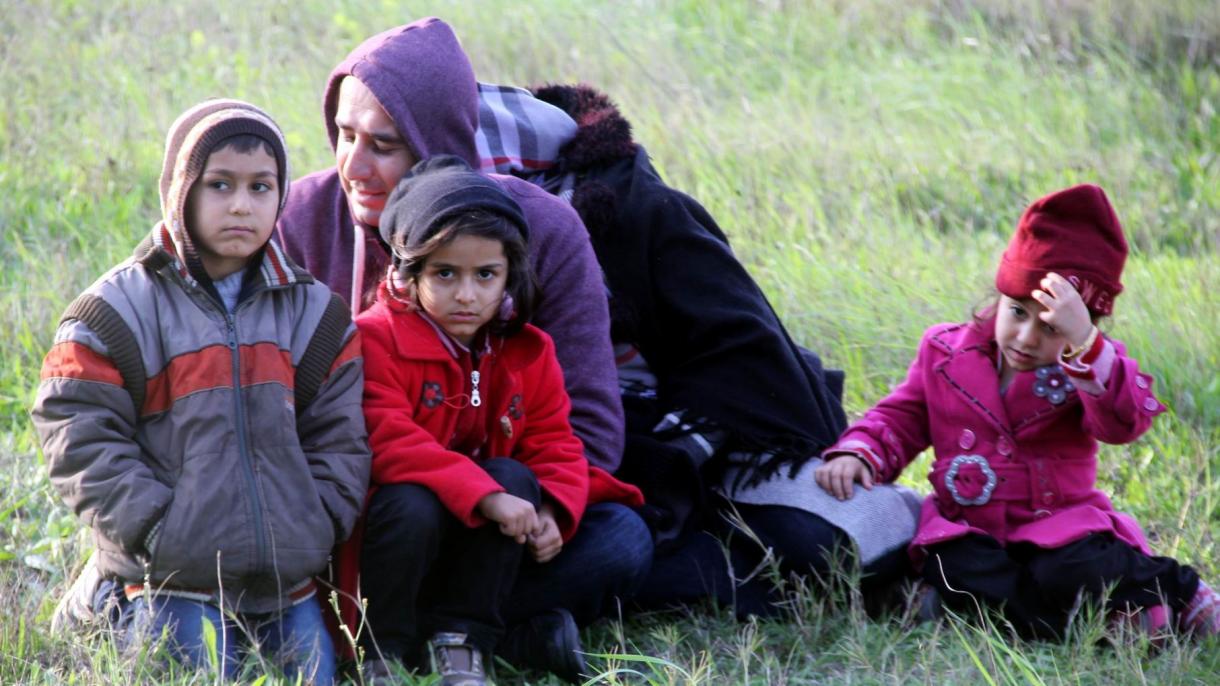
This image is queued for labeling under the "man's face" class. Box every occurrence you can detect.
[334,77,417,227]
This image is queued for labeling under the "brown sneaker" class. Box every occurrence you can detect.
[427,632,489,686]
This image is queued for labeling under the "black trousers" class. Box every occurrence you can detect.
[636,500,911,618]
[359,458,540,663]
[923,533,1200,640]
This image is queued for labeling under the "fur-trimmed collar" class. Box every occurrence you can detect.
[531,84,638,171]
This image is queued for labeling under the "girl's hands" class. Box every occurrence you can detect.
[527,503,563,563]
[477,492,539,543]
[815,454,873,501]
[1030,272,1094,350]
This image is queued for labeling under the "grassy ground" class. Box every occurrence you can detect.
[2,0,1218,683]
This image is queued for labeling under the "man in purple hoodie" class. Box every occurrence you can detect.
[276,18,649,684]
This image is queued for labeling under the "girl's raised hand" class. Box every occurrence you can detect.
[1030,272,1094,349]
[477,492,539,543]
[814,454,873,501]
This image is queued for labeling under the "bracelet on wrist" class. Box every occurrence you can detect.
[1063,325,1098,360]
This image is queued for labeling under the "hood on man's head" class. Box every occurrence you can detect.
[380,155,529,255]
[159,99,290,278]
[323,17,479,168]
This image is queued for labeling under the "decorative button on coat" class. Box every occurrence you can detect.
[1032,365,1075,405]
[958,429,976,450]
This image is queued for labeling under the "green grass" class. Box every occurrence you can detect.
[2,0,1218,683]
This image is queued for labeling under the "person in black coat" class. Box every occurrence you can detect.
[475,83,916,617]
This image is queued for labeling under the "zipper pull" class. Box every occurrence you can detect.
[470,370,481,407]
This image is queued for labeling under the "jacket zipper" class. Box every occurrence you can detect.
[225,312,268,573]
[470,369,482,407]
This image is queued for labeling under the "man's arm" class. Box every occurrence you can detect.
[508,181,625,472]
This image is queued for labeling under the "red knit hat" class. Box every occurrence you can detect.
[995,184,1127,315]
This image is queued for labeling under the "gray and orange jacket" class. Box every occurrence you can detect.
[31,226,370,613]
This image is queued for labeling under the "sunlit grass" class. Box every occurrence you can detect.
[1,0,1217,683]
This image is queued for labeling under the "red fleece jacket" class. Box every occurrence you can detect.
[327,293,642,648]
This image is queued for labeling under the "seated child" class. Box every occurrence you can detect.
[31,100,371,684]
[339,155,645,685]
[816,184,1219,640]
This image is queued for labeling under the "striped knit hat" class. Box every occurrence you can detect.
[159,99,290,283]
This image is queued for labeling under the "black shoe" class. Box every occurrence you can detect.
[498,608,587,683]
[913,581,944,624]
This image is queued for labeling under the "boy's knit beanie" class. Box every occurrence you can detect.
[995,184,1127,316]
[159,99,290,282]
[378,155,529,258]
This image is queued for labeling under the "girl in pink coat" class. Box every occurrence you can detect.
[816,184,1218,640]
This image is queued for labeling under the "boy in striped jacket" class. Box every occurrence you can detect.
[31,100,370,684]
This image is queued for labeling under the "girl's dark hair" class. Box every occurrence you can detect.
[969,292,1001,335]
[393,210,537,338]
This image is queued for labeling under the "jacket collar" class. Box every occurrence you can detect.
[531,84,638,172]
[416,309,492,360]
[930,322,1011,433]
[136,222,312,291]
[372,292,546,370]
[930,321,1081,435]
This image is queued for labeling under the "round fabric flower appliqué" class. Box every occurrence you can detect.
[1033,366,1075,405]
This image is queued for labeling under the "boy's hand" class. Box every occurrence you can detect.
[815,454,873,501]
[527,503,563,564]
[1030,272,1094,350]
[477,492,539,544]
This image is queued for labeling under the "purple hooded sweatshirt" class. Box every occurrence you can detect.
[276,18,624,471]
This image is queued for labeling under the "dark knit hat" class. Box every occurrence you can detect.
[379,155,529,257]
[995,184,1127,315]
[159,99,290,282]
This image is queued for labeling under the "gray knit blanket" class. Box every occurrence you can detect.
[720,458,924,565]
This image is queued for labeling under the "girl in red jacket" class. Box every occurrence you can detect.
[815,184,1218,642]
[347,156,646,684]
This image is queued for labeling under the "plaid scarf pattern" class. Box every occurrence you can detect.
[474,83,580,201]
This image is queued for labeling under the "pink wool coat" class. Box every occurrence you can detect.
[827,320,1166,565]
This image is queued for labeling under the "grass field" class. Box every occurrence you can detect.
[1,0,1218,683]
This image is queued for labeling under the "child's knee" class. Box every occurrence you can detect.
[1028,536,1120,602]
[586,504,654,587]
[483,458,541,505]
[123,597,235,674]
[364,483,447,548]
